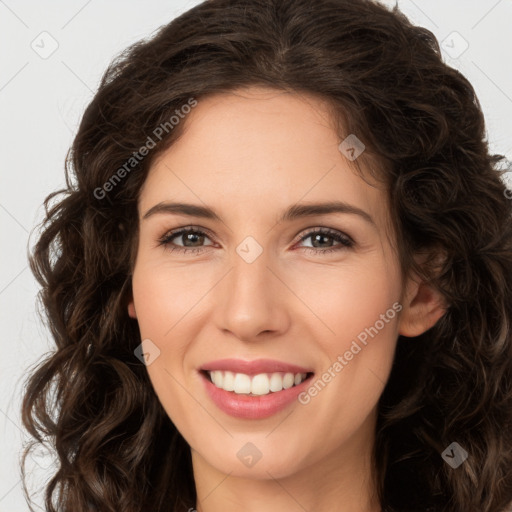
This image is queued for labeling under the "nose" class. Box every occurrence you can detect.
[213,246,291,342]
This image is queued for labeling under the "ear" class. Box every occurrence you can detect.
[398,270,447,337]
[127,296,137,319]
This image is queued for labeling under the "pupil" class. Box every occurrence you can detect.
[313,234,331,247]
[186,233,203,246]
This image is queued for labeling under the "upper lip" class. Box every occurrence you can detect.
[199,358,314,376]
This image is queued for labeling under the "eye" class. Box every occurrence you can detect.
[296,228,354,254]
[157,227,215,254]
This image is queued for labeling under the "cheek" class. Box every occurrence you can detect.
[131,256,204,339]
[338,279,400,379]
[298,255,402,412]
[130,262,200,426]
[294,256,401,352]
[130,257,210,396]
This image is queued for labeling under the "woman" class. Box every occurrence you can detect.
[21,0,512,511]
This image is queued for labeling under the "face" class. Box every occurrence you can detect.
[128,86,443,485]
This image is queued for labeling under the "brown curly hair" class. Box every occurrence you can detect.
[21,0,512,511]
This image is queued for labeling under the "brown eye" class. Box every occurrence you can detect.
[297,228,354,254]
[158,228,214,254]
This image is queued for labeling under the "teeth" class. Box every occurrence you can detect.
[283,373,294,389]
[233,373,251,394]
[207,371,308,395]
[251,373,269,395]
[222,371,234,391]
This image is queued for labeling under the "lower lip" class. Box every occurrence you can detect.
[200,371,314,420]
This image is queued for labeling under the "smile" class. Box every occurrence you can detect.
[206,370,310,396]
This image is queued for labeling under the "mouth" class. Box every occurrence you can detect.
[197,358,316,418]
[200,369,314,396]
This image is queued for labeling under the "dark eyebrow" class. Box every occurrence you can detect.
[142,201,375,226]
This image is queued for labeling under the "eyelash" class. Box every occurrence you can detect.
[156,226,354,255]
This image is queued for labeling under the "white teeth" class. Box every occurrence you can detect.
[282,372,294,389]
[223,371,235,391]
[233,373,251,394]
[269,373,283,392]
[211,370,223,388]
[207,371,308,395]
[251,373,270,395]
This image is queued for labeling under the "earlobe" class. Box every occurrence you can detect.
[398,275,447,338]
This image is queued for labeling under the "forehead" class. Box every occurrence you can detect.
[140,86,389,232]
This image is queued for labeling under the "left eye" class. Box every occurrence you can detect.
[299,228,354,253]
[157,227,354,255]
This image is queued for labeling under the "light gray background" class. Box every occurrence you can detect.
[1,1,511,510]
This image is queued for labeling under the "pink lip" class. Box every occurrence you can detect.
[199,371,314,420]
[199,358,313,376]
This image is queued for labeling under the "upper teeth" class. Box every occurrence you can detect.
[208,371,308,395]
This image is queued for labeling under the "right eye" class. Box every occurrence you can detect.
[157,227,215,254]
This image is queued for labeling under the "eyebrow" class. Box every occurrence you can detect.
[142,200,375,226]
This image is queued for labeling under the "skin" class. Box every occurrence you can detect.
[127,86,445,512]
